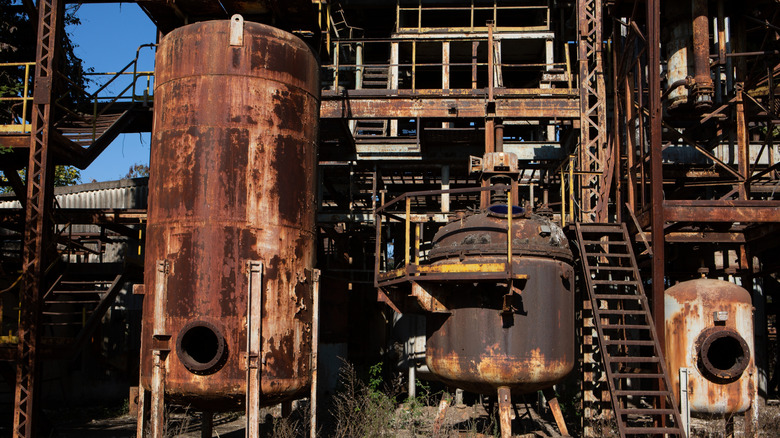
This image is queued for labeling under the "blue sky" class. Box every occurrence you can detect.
[68,3,157,182]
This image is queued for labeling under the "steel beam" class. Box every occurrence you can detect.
[13,0,62,436]
[321,90,579,119]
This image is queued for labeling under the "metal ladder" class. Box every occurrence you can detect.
[574,222,685,437]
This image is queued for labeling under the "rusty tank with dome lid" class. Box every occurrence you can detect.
[424,204,575,394]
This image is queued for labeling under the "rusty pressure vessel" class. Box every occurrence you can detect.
[665,279,755,414]
[141,18,319,408]
[424,207,575,394]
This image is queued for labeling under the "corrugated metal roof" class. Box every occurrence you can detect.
[0,177,149,210]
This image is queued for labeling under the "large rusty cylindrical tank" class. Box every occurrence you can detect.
[665,278,755,414]
[141,18,319,408]
[424,207,574,394]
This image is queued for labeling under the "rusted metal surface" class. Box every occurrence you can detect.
[140,19,319,409]
[665,278,756,414]
[664,2,691,110]
[661,200,780,223]
[497,386,512,438]
[320,89,580,119]
[692,0,714,109]
[647,0,666,354]
[424,210,575,394]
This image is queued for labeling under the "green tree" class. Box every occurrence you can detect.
[1,165,81,194]
[1,0,90,123]
[124,163,149,178]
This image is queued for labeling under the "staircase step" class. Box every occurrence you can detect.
[578,224,625,233]
[581,239,629,246]
[597,309,648,315]
[615,408,677,416]
[607,356,660,363]
[584,252,631,258]
[603,339,656,346]
[601,324,652,330]
[623,427,683,435]
[612,372,665,379]
[591,293,644,300]
[592,279,639,285]
[613,390,671,397]
[589,266,634,272]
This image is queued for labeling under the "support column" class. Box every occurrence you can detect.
[497,386,512,438]
[441,165,450,213]
[246,261,264,438]
[647,0,666,352]
[13,0,62,436]
[390,42,399,136]
[310,270,320,438]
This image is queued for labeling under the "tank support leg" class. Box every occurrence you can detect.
[497,386,512,438]
[246,261,264,438]
[150,351,166,438]
[136,384,147,437]
[310,270,320,438]
[201,411,213,438]
[542,388,570,436]
[432,392,451,437]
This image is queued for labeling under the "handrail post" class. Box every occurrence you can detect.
[405,197,411,267]
[22,63,31,132]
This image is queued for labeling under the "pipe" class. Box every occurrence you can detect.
[692,0,714,109]
[495,123,504,153]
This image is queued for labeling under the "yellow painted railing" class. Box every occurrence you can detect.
[0,62,35,133]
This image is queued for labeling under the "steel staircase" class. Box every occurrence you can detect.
[354,67,390,138]
[574,222,685,437]
[41,262,126,358]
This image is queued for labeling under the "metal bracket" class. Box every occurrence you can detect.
[230,15,244,47]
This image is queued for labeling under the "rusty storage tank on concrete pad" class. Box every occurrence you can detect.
[665,278,755,414]
[424,207,575,394]
[141,18,319,408]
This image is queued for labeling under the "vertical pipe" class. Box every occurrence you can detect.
[495,123,504,153]
[692,0,713,109]
[564,42,572,89]
[390,42,399,136]
[717,0,727,102]
[332,43,340,91]
[405,197,411,267]
[471,41,478,89]
[442,41,450,92]
[736,88,750,199]
[560,168,566,227]
[507,190,512,269]
[485,119,495,153]
[488,21,494,101]
[355,42,364,90]
[411,41,417,92]
[626,74,636,210]
[441,165,450,213]
[414,223,421,265]
[647,0,666,357]
[613,39,622,223]
[568,158,574,222]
